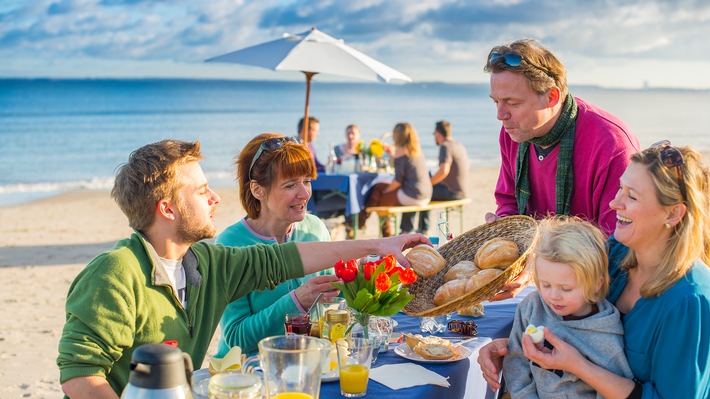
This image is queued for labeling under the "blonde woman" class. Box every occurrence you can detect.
[358,122,432,236]
[479,143,710,399]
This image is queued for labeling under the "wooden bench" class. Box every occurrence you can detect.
[365,198,472,237]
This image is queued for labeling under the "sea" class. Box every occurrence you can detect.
[2,78,709,207]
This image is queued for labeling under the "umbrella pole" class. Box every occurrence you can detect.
[301,72,316,145]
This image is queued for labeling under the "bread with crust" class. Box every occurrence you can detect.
[464,269,503,292]
[433,278,468,306]
[406,244,446,278]
[443,260,480,282]
[474,238,520,270]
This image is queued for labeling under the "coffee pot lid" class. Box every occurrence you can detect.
[128,344,193,390]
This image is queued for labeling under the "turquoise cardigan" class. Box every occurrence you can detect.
[215,214,332,356]
[607,237,710,398]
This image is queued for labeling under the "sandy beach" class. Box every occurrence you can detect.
[0,166,498,399]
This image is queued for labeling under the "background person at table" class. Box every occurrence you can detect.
[479,144,710,399]
[298,116,325,173]
[56,139,430,399]
[503,217,633,399]
[335,124,361,164]
[413,120,470,234]
[483,38,639,239]
[215,133,340,356]
[359,122,432,236]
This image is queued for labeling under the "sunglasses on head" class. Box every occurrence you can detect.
[489,52,553,79]
[248,136,301,181]
[650,140,687,203]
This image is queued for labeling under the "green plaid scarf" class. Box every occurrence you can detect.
[515,93,578,216]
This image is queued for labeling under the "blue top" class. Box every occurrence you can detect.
[215,214,332,356]
[607,237,710,399]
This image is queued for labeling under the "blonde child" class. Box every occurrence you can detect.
[502,217,633,398]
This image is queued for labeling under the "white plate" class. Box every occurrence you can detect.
[321,368,340,383]
[393,343,472,363]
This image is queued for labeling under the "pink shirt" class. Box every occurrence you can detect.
[494,97,640,236]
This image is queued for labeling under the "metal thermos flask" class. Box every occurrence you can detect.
[121,343,194,399]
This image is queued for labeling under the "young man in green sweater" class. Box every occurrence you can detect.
[57,139,428,399]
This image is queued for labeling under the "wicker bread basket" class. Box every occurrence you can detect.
[403,215,538,317]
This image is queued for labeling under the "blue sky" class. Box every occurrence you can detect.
[2,0,710,89]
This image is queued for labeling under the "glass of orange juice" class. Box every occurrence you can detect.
[258,335,329,399]
[335,337,375,397]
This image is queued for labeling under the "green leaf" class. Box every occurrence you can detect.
[352,288,374,310]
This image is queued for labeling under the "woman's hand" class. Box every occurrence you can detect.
[477,338,510,390]
[293,275,341,310]
[376,233,431,267]
[521,327,582,373]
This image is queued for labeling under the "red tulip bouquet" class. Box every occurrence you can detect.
[330,254,417,337]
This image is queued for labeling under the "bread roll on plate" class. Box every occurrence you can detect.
[474,238,520,270]
[413,343,455,360]
[443,260,481,282]
[433,278,467,306]
[406,244,446,278]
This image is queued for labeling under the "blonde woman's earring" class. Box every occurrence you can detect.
[664,223,671,229]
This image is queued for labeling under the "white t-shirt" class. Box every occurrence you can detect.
[160,257,187,308]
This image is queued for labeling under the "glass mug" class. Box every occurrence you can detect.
[254,335,329,399]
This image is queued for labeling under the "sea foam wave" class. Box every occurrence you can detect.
[0,177,115,194]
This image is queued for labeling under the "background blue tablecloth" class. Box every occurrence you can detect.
[308,172,393,216]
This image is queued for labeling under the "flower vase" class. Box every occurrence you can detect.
[368,155,377,172]
[348,310,371,339]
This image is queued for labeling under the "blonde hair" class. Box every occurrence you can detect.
[392,122,422,158]
[531,217,609,304]
[484,38,568,98]
[237,133,316,219]
[111,140,203,231]
[621,145,710,297]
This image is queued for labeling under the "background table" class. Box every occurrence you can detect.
[320,286,535,399]
[308,172,393,239]
[308,172,393,215]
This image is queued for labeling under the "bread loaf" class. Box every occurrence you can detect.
[464,269,503,292]
[406,244,446,278]
[413,343,455,360]
[443,260,481,282]
[433,279,467,306]
[474,238,520,270]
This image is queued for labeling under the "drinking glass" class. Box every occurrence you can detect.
[335,338,374,398]
[284,312,311,336]
[258,335,328,399]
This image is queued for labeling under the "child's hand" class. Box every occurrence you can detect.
[521,327,582,373]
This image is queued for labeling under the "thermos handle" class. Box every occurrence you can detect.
[182,352,194,389]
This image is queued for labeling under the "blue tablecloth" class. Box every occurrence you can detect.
[309,172,393,216]
[319,286,535,398]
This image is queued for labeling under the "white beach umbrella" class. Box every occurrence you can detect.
[206,27,412,144]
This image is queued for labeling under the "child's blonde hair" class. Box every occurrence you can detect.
[531,216,609,304]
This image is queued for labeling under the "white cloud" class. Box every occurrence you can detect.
[1,0,710,89]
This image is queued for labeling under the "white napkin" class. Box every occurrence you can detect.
[369,363,450,390]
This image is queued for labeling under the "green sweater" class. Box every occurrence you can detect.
[57,231,304,395]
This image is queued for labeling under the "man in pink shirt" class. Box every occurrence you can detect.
[484,39,639,296]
